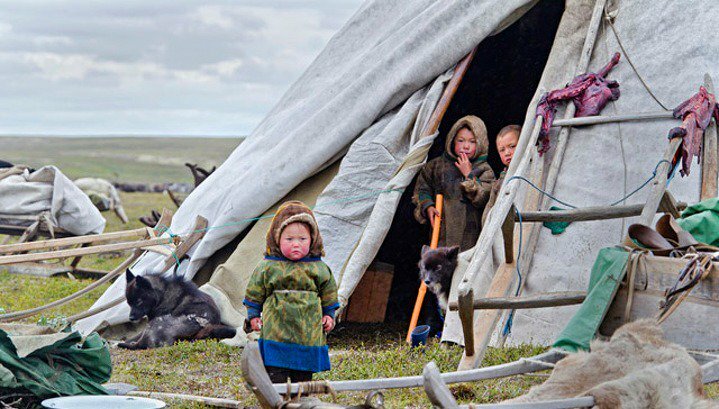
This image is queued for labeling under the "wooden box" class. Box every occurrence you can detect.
[344,261,394,323]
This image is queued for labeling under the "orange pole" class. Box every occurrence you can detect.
[406,194,443,343]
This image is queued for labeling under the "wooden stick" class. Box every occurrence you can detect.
[128,391,240,408]
[66,295,125,323]
[459,397,595,409]
[637,137,682,225]
[516,201,686,223]
[406,194,443,343]
[160,215,208,271]
[423,362,459,409]
[0,250,141,322]
[274,349,567,394]
[701,74,718,200]
[0,236,181,266]
[241,342,283,409]
[0,228,148,254]
[448,291,586,311]
[422,50,477,136]
[551,111,673,127]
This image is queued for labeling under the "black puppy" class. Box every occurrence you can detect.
[418,245,459,313]
[118,269,236,349]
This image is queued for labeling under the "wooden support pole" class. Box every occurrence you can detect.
[423,362,460,409]
[241,342,283,409]
[551,111,673,127]
[160,215,208,271]
[502,205,516,264]
[0,227,148,254]
[638,137,682,225]
[516,201,686,223]
[0,235,181,266]
[128,391,240,409]
[458,288,475,357]
[448,291,586,311]
[407,195,443,343]
[701,74,718,200]
[273,349,567,394]
[456,0,609,370]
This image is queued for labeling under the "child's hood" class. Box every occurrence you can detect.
[266,200,324,258]
[445,115,489,161]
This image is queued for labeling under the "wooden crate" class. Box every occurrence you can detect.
[344,261,394,323]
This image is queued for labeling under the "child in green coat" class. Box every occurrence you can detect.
[243,201,339,383]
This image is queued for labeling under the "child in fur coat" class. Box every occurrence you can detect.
[413,115,495,251]
[243,201,339,383]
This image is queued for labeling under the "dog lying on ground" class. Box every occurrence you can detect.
[118,269,236,349]
[418,245,459,312]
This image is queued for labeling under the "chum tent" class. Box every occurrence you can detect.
[77,0,719,367]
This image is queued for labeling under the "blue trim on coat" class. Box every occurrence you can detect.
[243,299,263,319]
[264,255,323,262]
[322,302,341,318]
[259,339,330,373]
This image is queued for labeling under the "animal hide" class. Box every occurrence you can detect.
[536,52,621,155]
[509,319,717,408]
[668,86,719,176]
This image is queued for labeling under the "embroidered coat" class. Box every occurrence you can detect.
[412,116,495,251]
[243,201,339,373]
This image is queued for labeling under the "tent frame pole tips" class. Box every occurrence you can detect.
[406,194,443,343]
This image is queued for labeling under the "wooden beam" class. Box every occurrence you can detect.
[701,74,718,200]
[0,236,180,266]
[516,201,686,223]
[423,362,459,409]
[241,342,283,409]
[128,391,241,408]
[448,291,586,311]
[551,111,672,127]
[458,288,475,357]
[502,204,516,264]
[273,349,567,394]
[658,190,681,219]
[456,0,610,370]
[0,228,148,254]
[160,215,208,271]
[637,137,682,225]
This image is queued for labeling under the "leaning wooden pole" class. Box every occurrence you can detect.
[701,74,718,200]
[456,0,610,370]
[406,194,443,343]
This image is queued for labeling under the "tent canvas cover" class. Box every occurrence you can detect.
[77,0,719,356]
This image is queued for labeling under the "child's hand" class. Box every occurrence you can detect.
[322,315,335,332]
[455,153,472,179]
[426,206,440,228]
[250,317,263,331]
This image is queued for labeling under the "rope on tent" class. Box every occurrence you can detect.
[603,7,670,111]
[501,159,675,335]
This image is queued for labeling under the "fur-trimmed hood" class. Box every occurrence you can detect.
[266,200,324,258]
[444,115,489,160]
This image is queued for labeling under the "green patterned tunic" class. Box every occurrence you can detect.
[244,256,339,372]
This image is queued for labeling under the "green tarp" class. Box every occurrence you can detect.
[0,328,111,398]
[677,198,719,246]
[553,247,629,352]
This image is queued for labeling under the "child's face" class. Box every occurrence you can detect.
[279,222,312,261]
[453,128,477,158]
[497,131,519,167]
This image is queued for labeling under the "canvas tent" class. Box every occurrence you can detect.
[77,0,719,366]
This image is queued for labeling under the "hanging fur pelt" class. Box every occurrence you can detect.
[509,319,718,408]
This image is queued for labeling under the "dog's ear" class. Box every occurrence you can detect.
[446,246,460,260]
[134,275,152,289]
[125,269,135,283]
[421,245,431,255]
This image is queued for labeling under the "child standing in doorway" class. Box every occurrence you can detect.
[483,125,521,224]
[243,201,339,383]
[413,115,495,251]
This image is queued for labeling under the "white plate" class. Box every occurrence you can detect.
[41,395,166,408]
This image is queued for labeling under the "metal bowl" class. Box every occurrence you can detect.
[41,395,166,409]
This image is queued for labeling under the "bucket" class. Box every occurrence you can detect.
[41,396,166,409]
[410,324,430,347]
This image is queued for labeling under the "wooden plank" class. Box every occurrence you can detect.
[447,291,586,311]
[458,288,475,356]
[518,200,686,223]
[274,349,567,394]
[552,111,672,127]
[502,205,516,264]
[701,74,718,200]
[241,342,283,409]
[160,215,208,271]
[0,224,73,239]
[457,0,611,370]
[423,362,459,409]
[637,137,682,225]
[460,397,595,409]
[67,295,125,323]
[0,228,148,254]
[0,236,179,266]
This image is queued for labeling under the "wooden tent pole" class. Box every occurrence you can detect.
[456,0,610,370]
[406,194,443,343]
[701,74,718,200]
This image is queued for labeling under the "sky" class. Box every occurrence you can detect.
[0,1,363,137]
